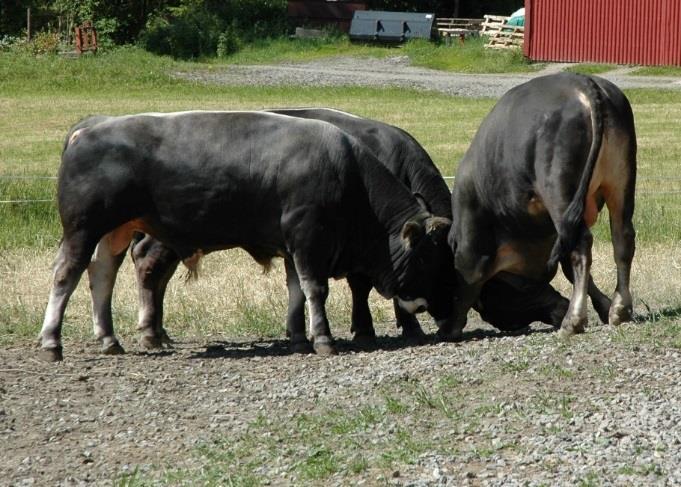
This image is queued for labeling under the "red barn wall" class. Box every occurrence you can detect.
[524,0,681,66]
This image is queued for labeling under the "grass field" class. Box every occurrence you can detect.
[2,47,681,486]
[1,47,680,340]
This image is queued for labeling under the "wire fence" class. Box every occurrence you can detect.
[1,174,681,204]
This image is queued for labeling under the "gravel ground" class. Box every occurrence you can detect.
[3,58,681,485]
[175,56,681,98]
[2,318,680,485]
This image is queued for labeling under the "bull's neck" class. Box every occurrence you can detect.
[350,153,428,297]
[357,156,422,235]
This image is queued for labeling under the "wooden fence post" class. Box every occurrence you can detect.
[27,8,31,42]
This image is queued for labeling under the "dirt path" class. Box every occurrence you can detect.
[176,56,681,97]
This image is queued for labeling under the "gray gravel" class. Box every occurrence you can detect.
[2,318,680,485]
[175,56,681,98]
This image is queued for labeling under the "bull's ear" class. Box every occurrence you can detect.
[414,193,431,213]
[425,216,452,235]
[401,219,425,250]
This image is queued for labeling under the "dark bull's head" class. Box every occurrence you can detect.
[396,215,457,324]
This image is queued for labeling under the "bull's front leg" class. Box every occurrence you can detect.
[392,300,426,343]
[284,258,313,354]
[435,279,482,342]
[346,273,377,347]
[295,266,336,355]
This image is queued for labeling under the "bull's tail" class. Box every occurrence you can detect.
[547,75,604,271]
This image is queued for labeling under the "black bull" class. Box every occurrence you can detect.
[38,111,458,361]
[129,108,453,348]
[441,73,637,341]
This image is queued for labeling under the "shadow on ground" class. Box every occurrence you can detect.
[187,323,557,360]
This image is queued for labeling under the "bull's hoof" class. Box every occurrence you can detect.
[139,335,164,350]
[557,326,575,338]
[435,329,463,343]
[503,325,531,336]
[102,342,125,355]
[160,329,174,345]
[312,337,337,356]
[38,346,63,362]
[401,326,428,345]
[559,316,587,337]
[290,336,314,354]
[609,304,632,327]
[352,333,377,349]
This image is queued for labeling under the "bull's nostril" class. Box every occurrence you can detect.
[415,305,426,313]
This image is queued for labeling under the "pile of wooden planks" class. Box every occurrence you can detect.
[481,14,524,49]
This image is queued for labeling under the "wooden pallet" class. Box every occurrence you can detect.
[480,15,509,36]
[480,14,524,49]
[435,17,483,31]
[486,26,524,49]
[434,17,483,44]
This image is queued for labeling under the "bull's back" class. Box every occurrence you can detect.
[272,108,451,218]
[59,111,359,248]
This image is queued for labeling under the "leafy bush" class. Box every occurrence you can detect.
[0,35,21,52]
[140,0,287,59]
[217,26,242,57]
[140,7,222,59]
[26,32,61,56]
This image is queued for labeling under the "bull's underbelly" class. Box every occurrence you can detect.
[104,216,286,263]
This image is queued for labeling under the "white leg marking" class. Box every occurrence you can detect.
[397,297,428,314]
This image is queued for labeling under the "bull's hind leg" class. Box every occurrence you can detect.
[284,258,313,354]
[606,188,635,327]
[131,235,180,349]
[39,233,98,361]
[560,257,611,324]
[88,235,127,354]
[559,227,593,336]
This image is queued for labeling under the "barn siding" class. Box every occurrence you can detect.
[525,0,681,66]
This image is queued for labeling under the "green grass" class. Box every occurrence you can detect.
[632,65,681,76]
[402,37,537,73]
[213,35,394,65]
[1,47,680,486]
[210,35,538,73]
[564,63,618,75]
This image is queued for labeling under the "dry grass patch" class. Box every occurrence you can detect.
[1,242,679,347]
[0,248,397,346]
